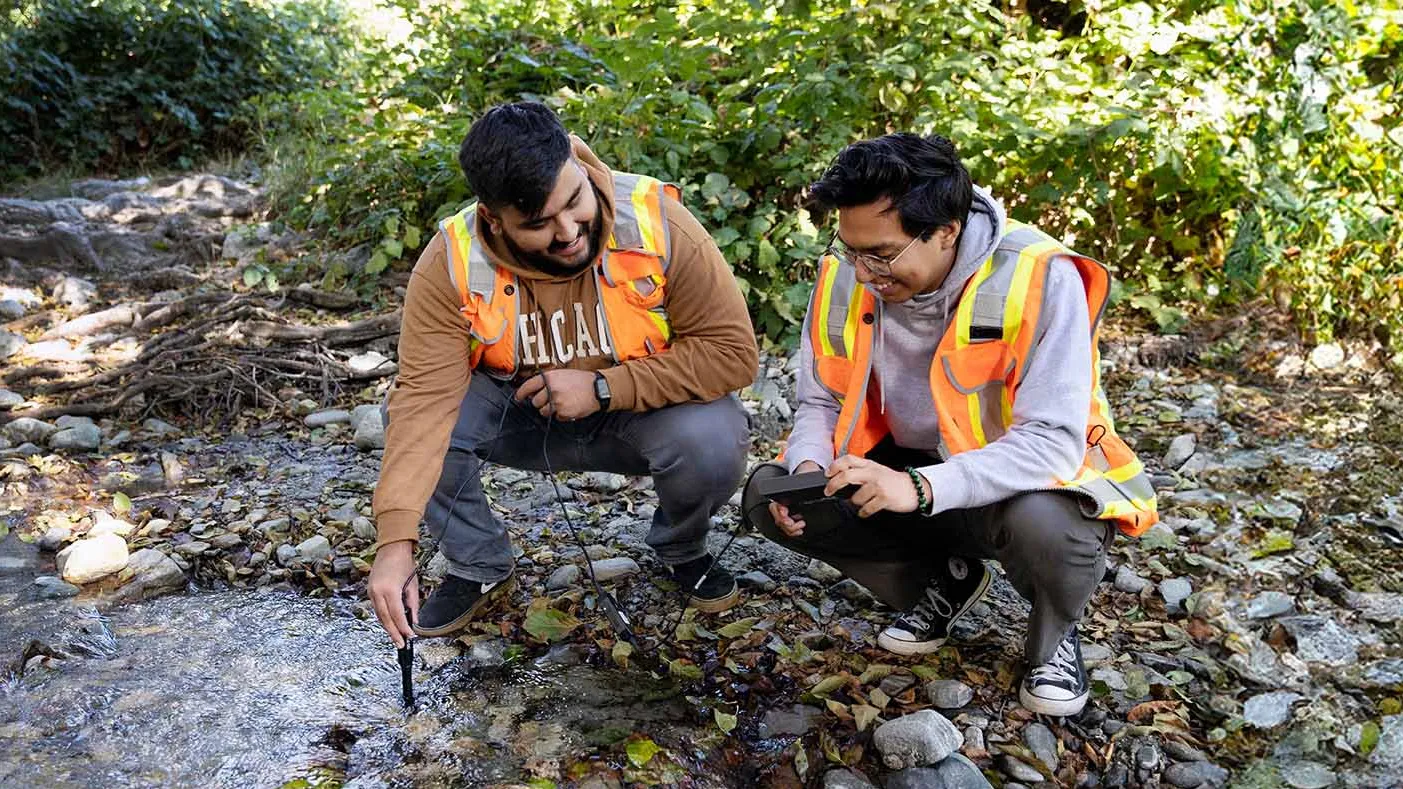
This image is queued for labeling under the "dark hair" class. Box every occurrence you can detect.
[805,133,973,241]
[458,102,572,217]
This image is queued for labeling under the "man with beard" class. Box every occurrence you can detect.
[368,102,758,646]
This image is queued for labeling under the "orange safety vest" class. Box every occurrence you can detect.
[436,172,680,377]
[807,221,1159,536]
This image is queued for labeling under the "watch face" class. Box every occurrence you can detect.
[595,376,610,399]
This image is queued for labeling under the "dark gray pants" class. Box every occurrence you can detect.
[400,373,749,584]
[743,441,1112,665]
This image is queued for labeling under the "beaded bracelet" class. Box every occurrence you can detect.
[906,467,929,514]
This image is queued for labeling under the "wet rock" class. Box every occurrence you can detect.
[1115,566,1152,594]
[1163,434,1197,469]
[1160,577,1193,612]
[38,525,72,551]
[1247,591,1296,619]
[0,330,24,359]
[874,710,963,769]
[466,638,507,669]
[33,575,80,599]
[807,559,844,584]
[3,416,57,445]
[115,548,185,600]
[0,388,24,407]
[304,409,351,428]
[759,704,822,737]
[737,570,777,591]
[1280,761,1334,789]
[998,755,1046,783]
[1278,616,1360,665]
[1243,691,1302,728]
[1023,722,1058,772]
[56,533,129,583]
[822,768,876,788]
[296,535,332,563]
[546,564,581,590]
[589,557,640,582]
[1163,760,1230,788]
[926,680,974,709]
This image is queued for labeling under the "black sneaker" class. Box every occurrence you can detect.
[1020,626,1090,716]
[667,554,740,613]
[877,557,992,656]
[412,572,516,638]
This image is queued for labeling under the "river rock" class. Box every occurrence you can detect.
[33,575,80,599]
[822,768,877,789]
[305,409,351,428]
[116,548,185,599]
[0,330,24,359]
[175,541,211,557]
[275,544,297,566]
[1163,434,1197,469]
[348,351,396,377]
[296,535,332,563]
[578,471,628,492]
[1280,761,1334,789]
[1278,616,1360,665]
[0,388,25,407]
[53,276,96,310]
[3,417,57,445]
[1352,591,1403,623]
[759,704,822,738]
[56,533,129,584]
[1160,577,1193,612]
[1163,760,1230,788]
[38,525,72,551]
[353,410,385,451]
[807,559,844,584]
[998,755,1046,783]
[874,710,963,769]
[737,570,777,591]
[1243,691,1302,728]
[1023,722,1058,772]
[589,557,640,582]
[89,511,135,537]
[925,679,974,709]
[350,516,377,540]
[0,299,24,320]
[142,418,179,436]
[50,423,101,450]
[1247,591,1296,619]
[1115,565,1152,594]
[1371,715,1403,775]
[1309,343,1345,370]
[546,564,581,590]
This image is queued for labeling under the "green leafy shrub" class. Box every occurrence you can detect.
[0,0,355,178]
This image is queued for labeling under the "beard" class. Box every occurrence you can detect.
[505,207,604,278]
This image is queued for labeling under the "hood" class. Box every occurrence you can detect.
[472,135,618,282]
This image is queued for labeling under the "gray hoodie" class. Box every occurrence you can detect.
[785,185,1092,515]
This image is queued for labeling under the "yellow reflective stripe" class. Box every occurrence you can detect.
[631,178,659,253]
[956,257,997,348]
[968,392,987,446]
[843,279,863,356]
[815,262,839,358]
[1003,239,1058,345]
[1000,389,1014,428]
[648,311,672,342]
[1107,458,1145,483]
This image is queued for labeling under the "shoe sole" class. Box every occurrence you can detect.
[876,564,994,656]
[1019,684,1089,717]
[411,575,517,639]
[689,585,740,614]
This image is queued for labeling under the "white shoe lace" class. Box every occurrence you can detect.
[1029,633,1080,687]
[901,582,954,633]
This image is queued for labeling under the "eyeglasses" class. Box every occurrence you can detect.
[825,232,922,278]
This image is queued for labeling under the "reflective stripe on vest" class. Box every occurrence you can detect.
[807,222,1160,536]
[437,171,678,375]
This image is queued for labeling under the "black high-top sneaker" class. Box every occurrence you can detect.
[877,556,992,655]
[412,572,516,638]
[1020,625,1090,716]
[667,554,740,613]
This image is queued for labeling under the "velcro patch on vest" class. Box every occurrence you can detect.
[969,324,1003,341]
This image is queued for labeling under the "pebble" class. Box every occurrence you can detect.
[296,535,332,562]
[546,564,581,590]
[998,755,1046,783]
[174,541,211,557]
[1162,760,1230,787]
[304,409,351,428]
[1163,433,1197,469]
[350,516,377,540]
[33,575,80,599]
[1243,690,1302,728]
[0,388,24,407]
[275,544,298,567]
[873,710,963,769]
[1278,616,1361,665]
[589,557,640,582]
[1159,577,1193,612]
[880,674,918,697]
[38,525,72,551]
[1247,591,1296,619]
[1280,761,1335,789]
[737,570,777,591]
[925,679,974,709]
[1114,565,1152,594]
[1023,722,1058,772]
[56,533,129,583]
[806,559,844,584]
[759,704,822,738]
[822,768,877,789]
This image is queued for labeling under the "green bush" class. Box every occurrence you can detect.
[0,0,355,177]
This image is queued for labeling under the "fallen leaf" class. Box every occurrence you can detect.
[809,675,847,698]
[858,664,893,684]
[870,688,890,709]
[718,617,759,638]
[852,704,879,732]
[1128,700,1181,723]
[611,640,634,669]
[626,737,661,767]
[523,605,580,643]
[112,491,132,514]
[825,698,850,719]
[714,709,737,735]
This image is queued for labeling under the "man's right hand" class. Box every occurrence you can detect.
[769,460,822,538]
[368,540,419,648]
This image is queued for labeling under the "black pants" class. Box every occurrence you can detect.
[743,439,1112,664]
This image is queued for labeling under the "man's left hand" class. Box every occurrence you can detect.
[515,369,601,421]
[825,454,929,518]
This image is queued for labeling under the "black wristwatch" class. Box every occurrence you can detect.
[593,372,612,411]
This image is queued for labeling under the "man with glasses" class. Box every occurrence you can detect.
[742,133,1158,716]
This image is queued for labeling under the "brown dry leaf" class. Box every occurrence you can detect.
[852,704,880,732]
[1127,700,1181,723]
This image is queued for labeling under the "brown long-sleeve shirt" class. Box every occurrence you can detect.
[372,138,759,548]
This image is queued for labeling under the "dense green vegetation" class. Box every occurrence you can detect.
[4,0,1400,358]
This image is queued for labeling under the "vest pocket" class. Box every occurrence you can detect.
[939,342,1014,394]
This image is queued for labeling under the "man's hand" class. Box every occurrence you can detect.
[825,454,930,518]
[769,460,822,537]
[515,369,601,421]
[368,540,419,648]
